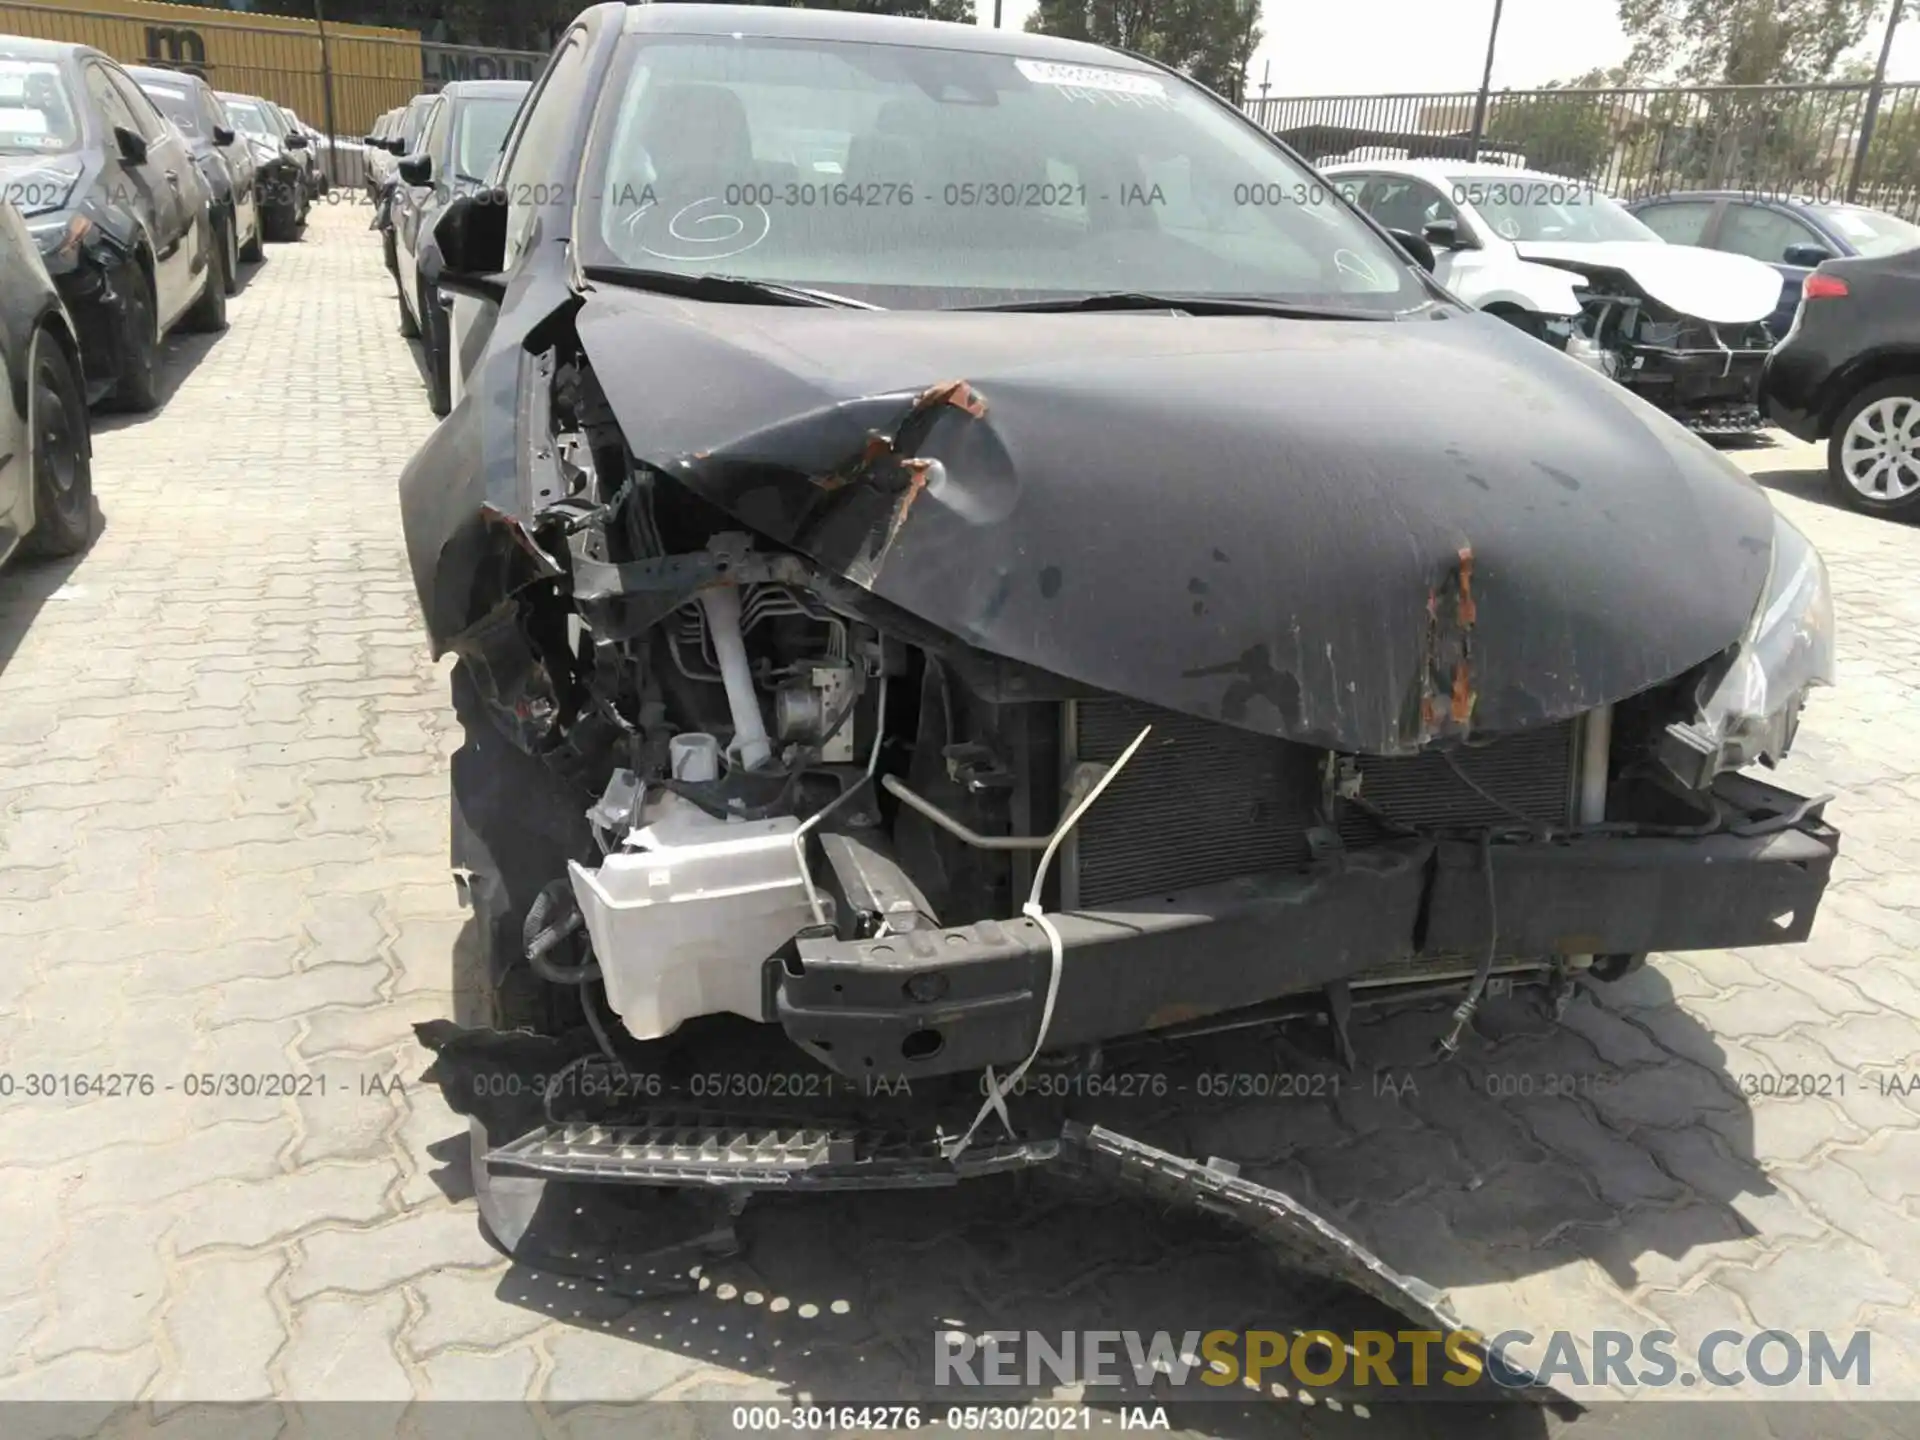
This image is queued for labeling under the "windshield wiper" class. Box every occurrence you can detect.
[955,291,1391,319]
[581,264,879,310]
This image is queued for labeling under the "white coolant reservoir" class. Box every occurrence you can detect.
[567,791,811,1040]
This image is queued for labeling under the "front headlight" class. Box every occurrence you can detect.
[1660,511,1835,785]
[26,211,92,264]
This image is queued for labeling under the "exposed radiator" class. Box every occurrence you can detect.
[1067,697,1577,909]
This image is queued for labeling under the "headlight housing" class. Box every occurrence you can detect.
[26,211,92,265]
[1659,511,1834,786]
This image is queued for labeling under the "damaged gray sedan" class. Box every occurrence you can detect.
[402,2,1838,1336]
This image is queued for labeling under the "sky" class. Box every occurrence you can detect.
[974,0,1920,97]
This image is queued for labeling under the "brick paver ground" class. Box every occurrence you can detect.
[1,201,1917,1431]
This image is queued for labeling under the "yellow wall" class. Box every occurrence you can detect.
[0,0,424,134]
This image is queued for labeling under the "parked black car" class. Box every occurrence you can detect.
[0,199,92,567]
[404,4,1840,1299]
[272,102,325,199]
[125,65,262,287]
[217,90,308,241]
[0,38,226,411]
[374,94,437,275]
[390,78,529,415]
[1763,248,1920,518]
[1630,189,1920,337]
[363,106,404,202]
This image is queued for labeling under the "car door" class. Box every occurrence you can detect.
[1632,197,1721,248]
[78,62,176,316]
[450,28,597,412]
[1353,174,1488,300]
[105,62,198,325]
[1713,201,1831,336]
[395,97,447,316]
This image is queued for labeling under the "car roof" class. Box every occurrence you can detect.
[124,64,207,90]
[1320,157,1570,182]
[0,36,102,64]
[1633,189,1893,215]
[623,1,1164,67]
[439,79,532,100]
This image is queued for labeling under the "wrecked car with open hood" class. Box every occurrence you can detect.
[1322,158,1785,436]
[400,3,1839,1347]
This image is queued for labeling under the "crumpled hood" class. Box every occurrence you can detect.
[574,290,1775,754]
[1513,240,1781,324]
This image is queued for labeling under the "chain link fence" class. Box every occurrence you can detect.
[1246,82,1920,219]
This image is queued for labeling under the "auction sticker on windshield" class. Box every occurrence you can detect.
[1014,59,1165,97]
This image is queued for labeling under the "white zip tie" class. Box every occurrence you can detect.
[942,722,1153,1161]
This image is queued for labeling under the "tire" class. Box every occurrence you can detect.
[109,263,161,414]
[21,331,92,558]
[183,217,229,333]
[1827,376,1920,518]
[396,270,420,338]
[449,662,591,1034]
[422,271,451,416]
[239,199,263,262]
[220,209,240,294]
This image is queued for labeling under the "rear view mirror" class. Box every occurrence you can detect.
[284,132,309,150]
[212,124,235,147]
[397,153,432,187]
[1783,241,1832,267]
[434,188,508,300]
[113,124,148,165]
[1388,227,1437,274]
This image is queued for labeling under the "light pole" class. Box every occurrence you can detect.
[993,0,1002,28]
[1467,0,1506,161]
[1850,0,1906,202]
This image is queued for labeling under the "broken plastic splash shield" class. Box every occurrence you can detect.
[480,1110,1575,1412]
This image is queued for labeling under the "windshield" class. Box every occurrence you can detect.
[138,78,202,138]
[580,35,1428,312]
[1449,176,1659,244]
[224,99,279,142]
[0,56,81,155]
[1810,204,1920,259]
[453,96,520,183]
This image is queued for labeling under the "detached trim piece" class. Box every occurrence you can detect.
[478,1112,1576,1412]
[779,776,1838,1082]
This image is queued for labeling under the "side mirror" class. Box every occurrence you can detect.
[284,132,309,150]
[1783,241,1832,267]
[433,188,509,300]
[386,138,408,155]
[211,124,235,147]
[1423,217,1471,251]
[397,153,432,187]
[1387,227,1437,274]
[113,124,148,165]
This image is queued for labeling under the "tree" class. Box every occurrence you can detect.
[1485,75,1620,177]
[1026,0,1262,102]
[1616,0,1879,85]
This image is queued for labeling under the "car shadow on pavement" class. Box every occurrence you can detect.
[1749,464,1896,520]
[0,509,106,678]
[415,937,1770,1432]
[90,330,226,432]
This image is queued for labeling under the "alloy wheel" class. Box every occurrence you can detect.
[1840,395,1920,501]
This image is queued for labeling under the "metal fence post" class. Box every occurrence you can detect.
[1466,0,1506,160]
[313,0,338,144]
[1850,1,1905,201]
